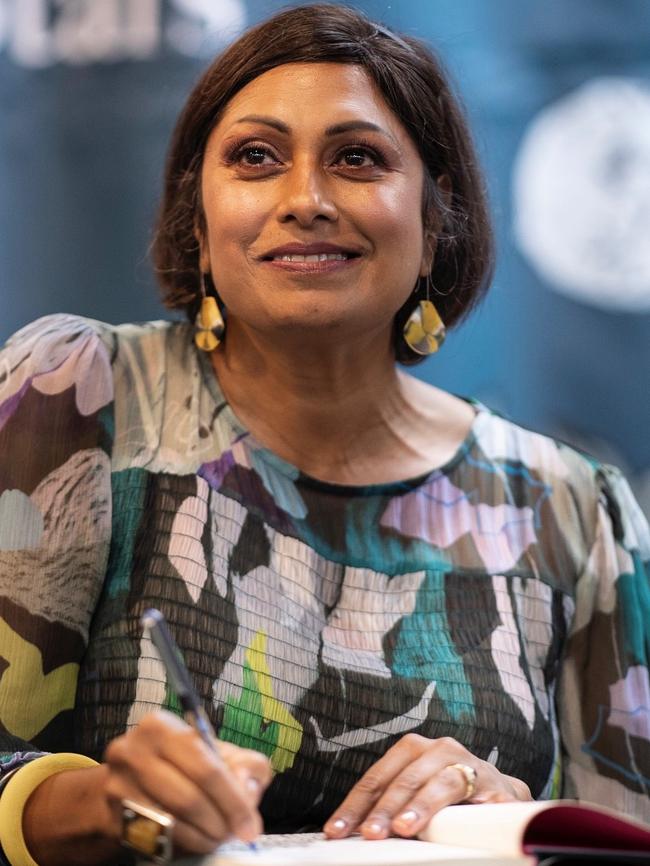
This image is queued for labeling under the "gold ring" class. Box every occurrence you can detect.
[121,798,175,865]
[447,762,477,801]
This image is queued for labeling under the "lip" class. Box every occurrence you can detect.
[257,242,364,275]
[259,242,364,260]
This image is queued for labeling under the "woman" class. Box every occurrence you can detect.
[0,4,648,865]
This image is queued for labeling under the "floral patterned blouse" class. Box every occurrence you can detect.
[0,314,648,841]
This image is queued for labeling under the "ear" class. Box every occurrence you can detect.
[420,173,452,276]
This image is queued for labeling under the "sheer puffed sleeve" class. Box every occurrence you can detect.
[0,315,114,776]
[559,462,650,821]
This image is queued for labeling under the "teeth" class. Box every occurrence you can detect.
[274,253,349,262]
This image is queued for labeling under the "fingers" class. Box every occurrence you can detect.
[218,739,274,803]
[324,733,430,838]
[105,779,220,857]
[103,710,271,853]
[389,764,484,837]
[324,734,531,841]
[156,731,264,840]
[105,745,230,847]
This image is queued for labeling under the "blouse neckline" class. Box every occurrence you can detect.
[195,338,488,497]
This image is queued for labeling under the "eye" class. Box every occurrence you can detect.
[334,145,384,169]
[228,142,280,168]
[241,146,274,165]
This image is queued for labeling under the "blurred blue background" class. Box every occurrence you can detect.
[1,0,648,514]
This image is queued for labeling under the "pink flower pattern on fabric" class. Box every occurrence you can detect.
[380,473,538,572]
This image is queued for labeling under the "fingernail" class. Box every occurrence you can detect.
[362,820,385,836]
[245,777,261,793]
[325,817,347,836]
[396,809,418,825]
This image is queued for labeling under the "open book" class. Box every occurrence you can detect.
[182,800,650,865]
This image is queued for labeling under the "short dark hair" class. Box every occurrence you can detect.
[152,3,494,365]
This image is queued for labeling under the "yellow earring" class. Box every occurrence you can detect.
[403,278,446,356]
[194,273,225,352]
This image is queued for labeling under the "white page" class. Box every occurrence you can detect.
[175,832,531,866]
[421,802,551,857]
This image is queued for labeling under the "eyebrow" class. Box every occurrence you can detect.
[233,114,399,146]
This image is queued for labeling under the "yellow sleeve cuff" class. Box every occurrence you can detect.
[0,753,98,866]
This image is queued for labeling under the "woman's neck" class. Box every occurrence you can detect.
[209,323,475,485]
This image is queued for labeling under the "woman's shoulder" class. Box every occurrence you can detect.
[399,376,602,499]
[4,312,109,350]
[473,401,602,486]
[1,313,191,417]
[1,314,116,420]
[6,311,186,335]
[3,313,190,372]
[5,312,185,347]
[473,402,648,554]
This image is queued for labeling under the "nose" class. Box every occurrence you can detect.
[276,158,338,227]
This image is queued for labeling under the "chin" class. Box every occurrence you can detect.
[267,318,348,339]
[262,301,352,333]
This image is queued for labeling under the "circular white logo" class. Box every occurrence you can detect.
[513,77,650,312]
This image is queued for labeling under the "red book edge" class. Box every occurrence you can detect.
[523,804,650,854]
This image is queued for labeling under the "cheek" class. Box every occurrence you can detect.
[349,185,423,250]
[358,187,426,303]
[202,181,267,253]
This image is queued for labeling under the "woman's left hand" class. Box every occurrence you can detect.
[323,733,532,840]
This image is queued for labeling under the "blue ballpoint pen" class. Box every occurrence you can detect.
[141,607,259,850]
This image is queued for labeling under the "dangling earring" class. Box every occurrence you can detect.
[194,272,225,352]
[402,275,446,356]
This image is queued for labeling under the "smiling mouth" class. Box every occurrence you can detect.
[265,252,356,262]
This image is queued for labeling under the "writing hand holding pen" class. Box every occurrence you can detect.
[133,608,270,851]
[21,613,272,866]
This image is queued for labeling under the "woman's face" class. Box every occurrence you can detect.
[199,62,434,346]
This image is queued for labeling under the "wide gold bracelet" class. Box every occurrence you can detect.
[0,753,98,866]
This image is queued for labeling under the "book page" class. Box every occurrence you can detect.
[421,802,552,857]
[420,799,650,857]
[176,832,530,866]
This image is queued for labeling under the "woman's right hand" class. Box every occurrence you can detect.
[23,710,273,866]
